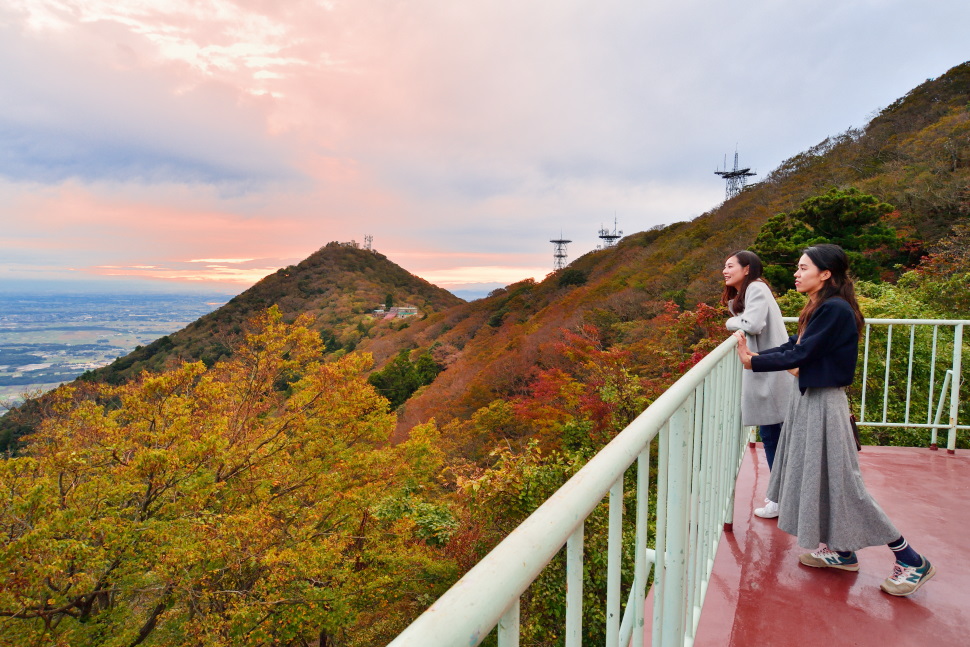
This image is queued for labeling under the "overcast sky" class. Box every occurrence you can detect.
[1,1,968,298]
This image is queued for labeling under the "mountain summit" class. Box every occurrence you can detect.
[86,242,464,385]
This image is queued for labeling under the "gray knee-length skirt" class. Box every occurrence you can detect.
[766,382,900,551]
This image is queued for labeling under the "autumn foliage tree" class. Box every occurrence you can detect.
[896,221,970,315]
[0,308,455,647]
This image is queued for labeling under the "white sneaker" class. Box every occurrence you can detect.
[754,499,779,519]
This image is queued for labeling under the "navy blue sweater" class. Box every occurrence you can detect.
[750,297,859,390]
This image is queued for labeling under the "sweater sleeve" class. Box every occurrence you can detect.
[725,282,769,335]
[750,300,853,372]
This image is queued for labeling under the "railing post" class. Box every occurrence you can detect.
[566,524,584,647]
[930,371,952,450]
[929,326,939,429]
[605,477,623,647]
[634,448,650,647]
[686,387,703,642]
[861,323,871,422]
[497,599,520,647]
[659,405,691,647]
[948,324,963,454]
[652,421,670,647]
[726,353,743,532]
[882,324,894,422]
[905,325,916,425]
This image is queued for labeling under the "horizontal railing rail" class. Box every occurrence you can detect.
[389,336,745,647]
[783,317,967,453]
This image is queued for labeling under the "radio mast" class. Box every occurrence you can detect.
[715,150,756,200]
[550,234,572,270]
[597,216,623,249]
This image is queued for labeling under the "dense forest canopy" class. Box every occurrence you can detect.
[0,62,968,645]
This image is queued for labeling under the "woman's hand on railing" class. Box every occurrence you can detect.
[733,331,755,370]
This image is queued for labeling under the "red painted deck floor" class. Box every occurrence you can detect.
[679,444,970,647]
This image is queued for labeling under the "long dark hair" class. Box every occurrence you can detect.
[720,250,770,314]
[797,244,865,335]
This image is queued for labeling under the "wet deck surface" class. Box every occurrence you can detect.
[689,444,970,647]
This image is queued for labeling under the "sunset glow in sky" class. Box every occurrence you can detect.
[2,1,968,298]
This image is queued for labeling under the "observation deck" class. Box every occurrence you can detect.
[391,317,968,647]
[673,443,970,647]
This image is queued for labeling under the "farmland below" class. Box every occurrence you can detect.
[0,292,232,409]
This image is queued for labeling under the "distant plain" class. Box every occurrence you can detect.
[0,293,232,410]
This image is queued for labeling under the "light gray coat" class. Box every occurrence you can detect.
[726,281,794,426]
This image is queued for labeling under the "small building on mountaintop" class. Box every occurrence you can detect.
[372,305,418,319]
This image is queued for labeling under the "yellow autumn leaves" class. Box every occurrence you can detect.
[0,307,452,646]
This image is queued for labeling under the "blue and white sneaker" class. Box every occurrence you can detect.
[799,547,860,571]
[880,557,936,596]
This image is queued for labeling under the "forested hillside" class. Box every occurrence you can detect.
[359,61,970,443]
[0,62,967,646]
[0,243,463,449]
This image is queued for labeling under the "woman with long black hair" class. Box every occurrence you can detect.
[734,244,934,597]
[721,251,794,518]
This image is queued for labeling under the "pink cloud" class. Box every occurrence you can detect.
[2,1,969,296]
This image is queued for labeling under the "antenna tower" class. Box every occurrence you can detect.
[550,234,572,270]
[597,216,623,249]
[715,150,756,200]
[363,234,373,251]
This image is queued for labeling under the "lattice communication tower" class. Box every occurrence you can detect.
[597,217,623,249]
[715,151,756,200]
[550,235,572,271]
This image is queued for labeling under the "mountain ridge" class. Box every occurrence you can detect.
[83,242,465,385]
[354,61,970,439]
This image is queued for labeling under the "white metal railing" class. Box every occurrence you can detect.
[782,318,968,453]
[391,318,967,647]
[389,336,745,647]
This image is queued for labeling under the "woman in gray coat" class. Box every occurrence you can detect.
[721,251,794,518]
